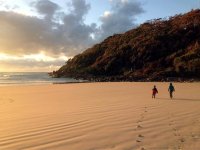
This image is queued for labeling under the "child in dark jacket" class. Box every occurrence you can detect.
[152,85,158,98]
[168,83,175,99]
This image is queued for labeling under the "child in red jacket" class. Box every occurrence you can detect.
[152,85,158,98]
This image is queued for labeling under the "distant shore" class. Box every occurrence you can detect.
[59,76,200,83]
[49,72,200,83]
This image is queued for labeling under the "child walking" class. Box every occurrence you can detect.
[152,85,158,98]
[168,83,175,99]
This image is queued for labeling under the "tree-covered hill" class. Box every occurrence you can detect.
[51,9,200,81]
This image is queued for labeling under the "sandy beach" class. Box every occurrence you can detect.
[0,82,200,150]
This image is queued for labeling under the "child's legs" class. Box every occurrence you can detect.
[152,93,155,98]
[170,91,173,98]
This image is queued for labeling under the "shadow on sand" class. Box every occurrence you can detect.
[157,98,200,102]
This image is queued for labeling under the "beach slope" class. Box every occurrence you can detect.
[0,82,200,150]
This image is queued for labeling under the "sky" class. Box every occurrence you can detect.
[0,0,199,72]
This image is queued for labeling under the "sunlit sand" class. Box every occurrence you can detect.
[0,82,200,150]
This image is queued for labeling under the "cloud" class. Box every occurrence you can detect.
[0,0,97,57]
[33,0,60,21]
[0,11,60,56]
[98,0,144,40]
[69,0,90,19]
[0,0,144,71]
[61,0,97,55]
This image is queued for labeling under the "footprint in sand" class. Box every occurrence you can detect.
[136,134,144,143]
[168,114,184,149]
[172,126,181,137]
[137,125,143,129]
[136,134,144,145]
[174,132,180,136]
[0,97,14,104]
[135,106,148,146]
[191,133,200,139]
[144,107,148,113]
[138,134,144,138]
[136,139,142,143]
[178,146,182,150]
[136,147,146,150]
[9,98,14,103]
[169,120,174,125]
[168,116,182,142]
[179,138,185,143]
[191,133,195,137]
[140,110,147,120]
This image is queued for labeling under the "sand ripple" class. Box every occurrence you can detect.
[0,82,200,150]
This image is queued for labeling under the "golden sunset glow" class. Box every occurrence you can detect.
[0,52,69,61]
[0,52,69,72]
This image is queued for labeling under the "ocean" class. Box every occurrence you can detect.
[0,72,81,86]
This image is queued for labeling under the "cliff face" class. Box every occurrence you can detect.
[52,9,200,81]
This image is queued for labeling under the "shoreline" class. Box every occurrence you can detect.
[0,79,199,87]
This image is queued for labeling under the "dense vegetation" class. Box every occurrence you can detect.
[52,9,200,81]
